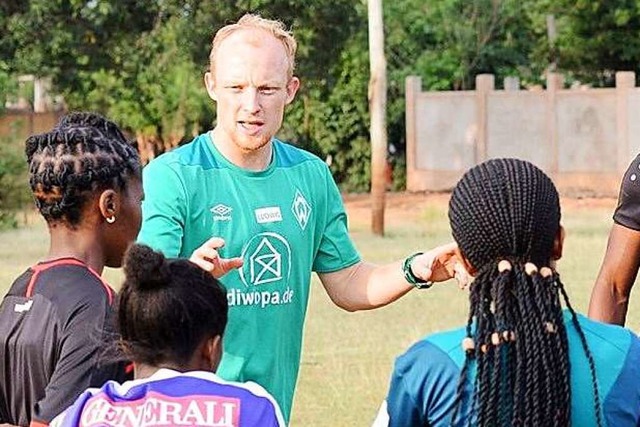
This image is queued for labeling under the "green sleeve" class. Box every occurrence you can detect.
[312,164,361,273]
[138,159,188,257]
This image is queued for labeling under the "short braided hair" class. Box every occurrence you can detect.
[448,158,602,427]
[25,112,141,226]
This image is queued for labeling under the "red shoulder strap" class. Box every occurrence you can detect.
[25,259,114,304]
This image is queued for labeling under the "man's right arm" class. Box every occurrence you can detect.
[138,160,188,257]
[588,223,640,325]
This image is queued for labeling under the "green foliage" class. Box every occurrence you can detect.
[3,0,640,191]
[74,15,211,152]
[0,60,17,113]
[0,134,30,230]
[538,0,640,86]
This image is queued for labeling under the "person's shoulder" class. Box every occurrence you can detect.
[396,326,467,372]
[183,371,278,401]
[568,311,636,354]
[30,261,115,320]
[273,139,326,169]
[146,133,219,172]
[613,153,640,230]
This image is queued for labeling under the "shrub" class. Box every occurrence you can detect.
[0,136,31,230]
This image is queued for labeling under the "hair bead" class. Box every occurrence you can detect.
[462,337,475,352]
[498,260,512,272]
[525,262,538,276]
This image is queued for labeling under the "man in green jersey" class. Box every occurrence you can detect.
[138,13,463,422]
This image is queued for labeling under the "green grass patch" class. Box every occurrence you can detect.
[1,199,638,426]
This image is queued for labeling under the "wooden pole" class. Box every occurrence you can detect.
[368,0,387,236]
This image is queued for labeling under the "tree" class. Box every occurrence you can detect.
[531,0,640,86]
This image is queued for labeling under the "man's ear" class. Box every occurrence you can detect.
[455,246,477,277]
[204,72,217,102]
[98,189,120,222]
[552,225,565,261]
[285,76,300,105]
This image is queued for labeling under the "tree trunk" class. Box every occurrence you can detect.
[368,0,387,236]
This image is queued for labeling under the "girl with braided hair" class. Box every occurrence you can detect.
[375,158,640,427]
[50,244,285,426]
[0,112,143,427]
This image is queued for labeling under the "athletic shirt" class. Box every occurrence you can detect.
[49,368,286,427]
[0,259,130,427]
[138,133,361,421]
[375,311,640,426]
[614,153,640,230]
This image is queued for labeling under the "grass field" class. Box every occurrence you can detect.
[1,193,639,426]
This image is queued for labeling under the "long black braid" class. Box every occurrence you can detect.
[448,158,602,427]
[25,111,141,226]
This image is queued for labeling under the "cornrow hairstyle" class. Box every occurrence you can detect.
[25,111,141,226]
[118,244,228,367]
[448,158,602,427]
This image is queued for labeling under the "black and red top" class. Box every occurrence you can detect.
[0,258,130,427]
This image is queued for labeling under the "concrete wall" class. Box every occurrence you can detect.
[406,71,638,196]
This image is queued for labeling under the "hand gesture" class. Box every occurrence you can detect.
[189,237,243,278]
[410,242,471,288]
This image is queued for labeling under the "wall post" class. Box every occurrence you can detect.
[475,74,494,163]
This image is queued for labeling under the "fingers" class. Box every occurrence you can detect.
[453,262,471,289]
[189,238,244,278]
[189,238,224,273]
[216,257,244,277]
[411,242,469,284]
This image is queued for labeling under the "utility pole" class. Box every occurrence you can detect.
[368,0,387,236]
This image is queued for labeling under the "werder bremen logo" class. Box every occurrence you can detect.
[291,190,311,230]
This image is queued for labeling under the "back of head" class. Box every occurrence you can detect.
[449,158,560,271]
[447,158,601,426]
[209,13,297,79]
[118,244,228,368]
[25,111,141,226]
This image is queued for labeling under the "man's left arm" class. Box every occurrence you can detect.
[318,243,461,312]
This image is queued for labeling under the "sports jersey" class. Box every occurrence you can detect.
[0,258,130,427]
[614,153,640,230]
[374,310,640,426]
[138,132,361,421]
[49,368,285,427]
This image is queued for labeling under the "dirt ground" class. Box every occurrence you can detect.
[343,192,618,225]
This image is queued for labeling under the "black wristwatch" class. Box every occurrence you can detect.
[402,252,433,289]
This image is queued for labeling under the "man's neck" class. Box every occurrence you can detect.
[210,129,272,171]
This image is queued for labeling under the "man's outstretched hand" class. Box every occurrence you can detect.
[190,237,244,278]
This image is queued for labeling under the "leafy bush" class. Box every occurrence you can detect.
[0,136,31,230]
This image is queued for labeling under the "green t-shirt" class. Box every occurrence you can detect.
[138,133,361,421]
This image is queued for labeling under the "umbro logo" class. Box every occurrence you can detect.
[211,204,232,221]
[14,300,33,313]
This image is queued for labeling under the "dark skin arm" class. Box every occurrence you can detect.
[588,223,640,326]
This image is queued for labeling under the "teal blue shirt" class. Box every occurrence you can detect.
[381,311,640,426]
[138,133,361,421]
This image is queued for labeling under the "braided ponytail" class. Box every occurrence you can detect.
[449,159,601,427]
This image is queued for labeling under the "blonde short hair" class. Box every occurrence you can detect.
[208,14,297,79]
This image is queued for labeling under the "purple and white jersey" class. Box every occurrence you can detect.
[50,369,285,427]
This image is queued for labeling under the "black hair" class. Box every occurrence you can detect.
[448,158,601,427]
[118,244,228,367]
[25,111,141,226]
